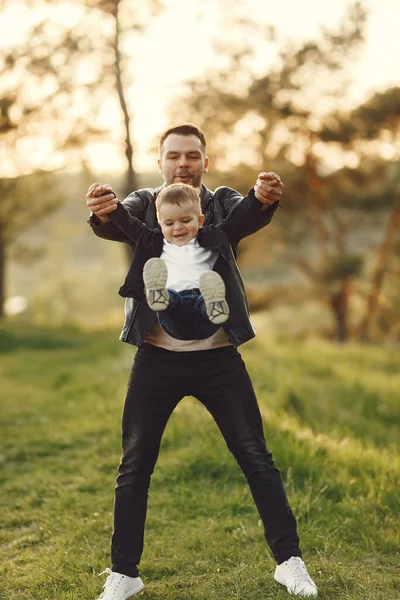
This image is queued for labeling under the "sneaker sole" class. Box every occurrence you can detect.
[274,573,318,597]
[97,579,144,600]
[199,271,229,325]
[143,258,169,312]
[125,580,144,598]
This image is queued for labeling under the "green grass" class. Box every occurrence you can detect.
[0,320,399,599]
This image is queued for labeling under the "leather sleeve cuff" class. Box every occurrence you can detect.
[87,211,100,226]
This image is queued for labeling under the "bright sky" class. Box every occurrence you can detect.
[2,0,400,174]
[98,0,400,171]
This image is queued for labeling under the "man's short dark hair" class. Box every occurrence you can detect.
[159,123,207,152]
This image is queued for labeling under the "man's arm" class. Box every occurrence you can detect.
[86,183,151,243]
[216,172,283,219]
[217,172,283,242]
[218,187,279,244]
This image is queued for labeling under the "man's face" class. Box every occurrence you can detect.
[158,134,209,188]
[157,203,205,246]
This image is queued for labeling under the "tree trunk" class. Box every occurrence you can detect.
[358,195,400,340]
[329,279,351,342]
[0,226,5,319]
[113,1,137,261]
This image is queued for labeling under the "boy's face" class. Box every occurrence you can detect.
[157,203,205,246]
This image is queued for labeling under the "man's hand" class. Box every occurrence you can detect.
[86,182,118,224]
[253,172,283,209]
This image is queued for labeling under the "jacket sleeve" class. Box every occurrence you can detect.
[107,202,152,244]
[87,190,152,243]
[213,186,243,218]
[218,188,279,244]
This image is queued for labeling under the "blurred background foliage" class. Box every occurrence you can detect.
[1,0,399,343]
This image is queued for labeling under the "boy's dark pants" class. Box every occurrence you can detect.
[158,288,219,340]
[112,343,301,577]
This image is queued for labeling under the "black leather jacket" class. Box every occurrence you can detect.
[88,184,279,347]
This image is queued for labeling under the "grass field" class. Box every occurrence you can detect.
[0,320,399,599]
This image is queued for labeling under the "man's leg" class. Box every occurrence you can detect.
[190,346,301,564]
[111,343,184,577]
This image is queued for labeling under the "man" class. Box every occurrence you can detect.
[86,123,318,599]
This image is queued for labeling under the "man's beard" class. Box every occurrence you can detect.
[171,172,202,188]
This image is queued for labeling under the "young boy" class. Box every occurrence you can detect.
[141,183,230,341]
[107,182,266,344]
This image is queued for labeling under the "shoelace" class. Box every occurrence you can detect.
[98,569,112,577]
[286,558,313,584]
[97,569,124,598]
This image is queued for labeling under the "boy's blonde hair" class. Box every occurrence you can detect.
[156,183,202,217]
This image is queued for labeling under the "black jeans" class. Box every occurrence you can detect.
[112,343,301,578]
[158,288,219,340]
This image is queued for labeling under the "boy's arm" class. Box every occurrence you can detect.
[214,172,283,219]
[218,188,279,244]
[107,201,152,244]
[87,187,154,243]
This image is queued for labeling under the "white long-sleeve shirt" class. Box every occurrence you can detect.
[160,238,218,292]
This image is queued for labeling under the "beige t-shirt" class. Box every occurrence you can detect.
[144,320,231,351]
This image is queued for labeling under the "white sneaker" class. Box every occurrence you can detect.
[199,271,230,324]
[143,257,169,311]
[274,556,318,597]
[96,569,144,599]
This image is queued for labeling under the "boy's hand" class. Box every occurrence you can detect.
[254,172,283,210]
[86,182,118,222]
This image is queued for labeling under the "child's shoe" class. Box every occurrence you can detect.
[199,271,230,324]
[143,258,169,311]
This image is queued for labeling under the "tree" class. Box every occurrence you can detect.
[0,1,110,317]
[319,87,400,338]
[0,173,67,318]
[170,1,366,168]
[81,0,163,262]
[82,0,163,200]
[167,0,368,340]
[0,0,163,317]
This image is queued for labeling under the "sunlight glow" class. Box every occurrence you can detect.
[1,0,399,175]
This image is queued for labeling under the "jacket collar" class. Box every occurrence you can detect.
[199,185,214,211]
